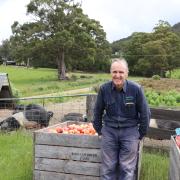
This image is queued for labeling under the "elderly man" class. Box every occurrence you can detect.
[93,58,150,180]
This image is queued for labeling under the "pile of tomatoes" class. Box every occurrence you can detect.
[47,123,97,135]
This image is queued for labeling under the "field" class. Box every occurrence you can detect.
[0,66,111,97]
[0,131,33,180]
[0,65,143,97]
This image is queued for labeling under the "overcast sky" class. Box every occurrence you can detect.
[0,0,180,43]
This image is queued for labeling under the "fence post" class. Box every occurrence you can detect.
[86,94,97,122]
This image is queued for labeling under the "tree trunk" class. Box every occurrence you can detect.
[57,47,66,80]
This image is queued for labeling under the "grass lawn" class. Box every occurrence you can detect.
[0,131,169,180]
[0,131,33,180]
[140,149,169,180]
[0,65,142,97]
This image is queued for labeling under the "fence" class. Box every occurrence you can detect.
[1,94,180,135]
[0,94,93,131]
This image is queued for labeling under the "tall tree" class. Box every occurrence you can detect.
[0,39,12,63]
[11,0,110,79]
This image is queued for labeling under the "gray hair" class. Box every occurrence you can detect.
[110,58,129,72]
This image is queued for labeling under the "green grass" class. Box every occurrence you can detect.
[0,65,142,97]
[0,131,33,180]
[0,131,169,180]
[166,68,180,79]
[140,149,169,180]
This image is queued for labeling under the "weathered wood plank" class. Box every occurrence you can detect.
[34,121,101,148]
[86,94,97,122]
[150,108,180,122]
[169,136,180,180]
[35,132,101,148]
[136,140,143,180]
[34,170,100,180]
[35,145,101,162]
[147,127,175,139]
[35,158,100,176]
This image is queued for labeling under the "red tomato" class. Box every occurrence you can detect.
[56,127,63,133]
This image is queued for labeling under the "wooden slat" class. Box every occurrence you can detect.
[169,136,180,180]
[86,94,97,122]
[34,170,100,180]
[35,145,101,162]
[136,140,143,180]
[35,132,100,148]
[150,108,180,121]
[35,158,100,176]
[147,127,175,139]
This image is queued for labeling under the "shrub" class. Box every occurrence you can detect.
[152,75,161,80]
[71,74,77,81]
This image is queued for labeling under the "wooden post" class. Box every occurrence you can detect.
[86,94,97,122]
[169,136,180,180]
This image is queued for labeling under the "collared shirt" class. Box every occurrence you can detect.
[93,80,150,137]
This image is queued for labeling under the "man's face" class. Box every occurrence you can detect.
[110,62,128,89]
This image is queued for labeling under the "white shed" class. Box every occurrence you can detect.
[0,73,14,108]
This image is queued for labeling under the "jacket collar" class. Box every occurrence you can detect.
[111,80,127,93]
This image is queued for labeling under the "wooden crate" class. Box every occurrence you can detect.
[33,121,143,180]
[169,136,180,180]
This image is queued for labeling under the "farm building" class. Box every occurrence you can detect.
[0,73,14,108]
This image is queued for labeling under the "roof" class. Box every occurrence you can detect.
[0,73,10,91]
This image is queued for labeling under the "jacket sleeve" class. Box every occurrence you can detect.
[136,86,151,139]
[92,87,105,135]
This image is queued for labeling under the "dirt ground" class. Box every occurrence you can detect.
[139,78,180,92]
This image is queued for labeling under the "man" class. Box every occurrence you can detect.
[93,58,150,180]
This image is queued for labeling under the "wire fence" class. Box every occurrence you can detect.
[0,94,97,132]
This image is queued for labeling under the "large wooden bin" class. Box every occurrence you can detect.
[33,121,143,180]
[169,136,180,180]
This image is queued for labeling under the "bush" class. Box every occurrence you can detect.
[152,75,161,80]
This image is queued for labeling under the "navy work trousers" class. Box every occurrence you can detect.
[100,125,140,180]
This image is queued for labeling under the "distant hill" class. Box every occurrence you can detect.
[111,22,180,55]
[172,22,180,33]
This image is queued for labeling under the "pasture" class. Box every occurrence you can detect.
[0,65,142,97]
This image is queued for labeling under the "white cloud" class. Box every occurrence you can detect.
[82,0,180,42]
[0,0,30,42]
[0,0,180,43]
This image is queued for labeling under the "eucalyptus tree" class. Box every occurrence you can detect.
[0,39,13,63]
[124,20,180,77]
[123,32,152,75]
[152,21,180,74]
[11,0,110,79]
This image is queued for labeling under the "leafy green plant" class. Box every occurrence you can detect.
[152,75,161,80]
[145,90,180,107]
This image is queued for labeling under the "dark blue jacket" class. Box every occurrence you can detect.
[93,80,150,138]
